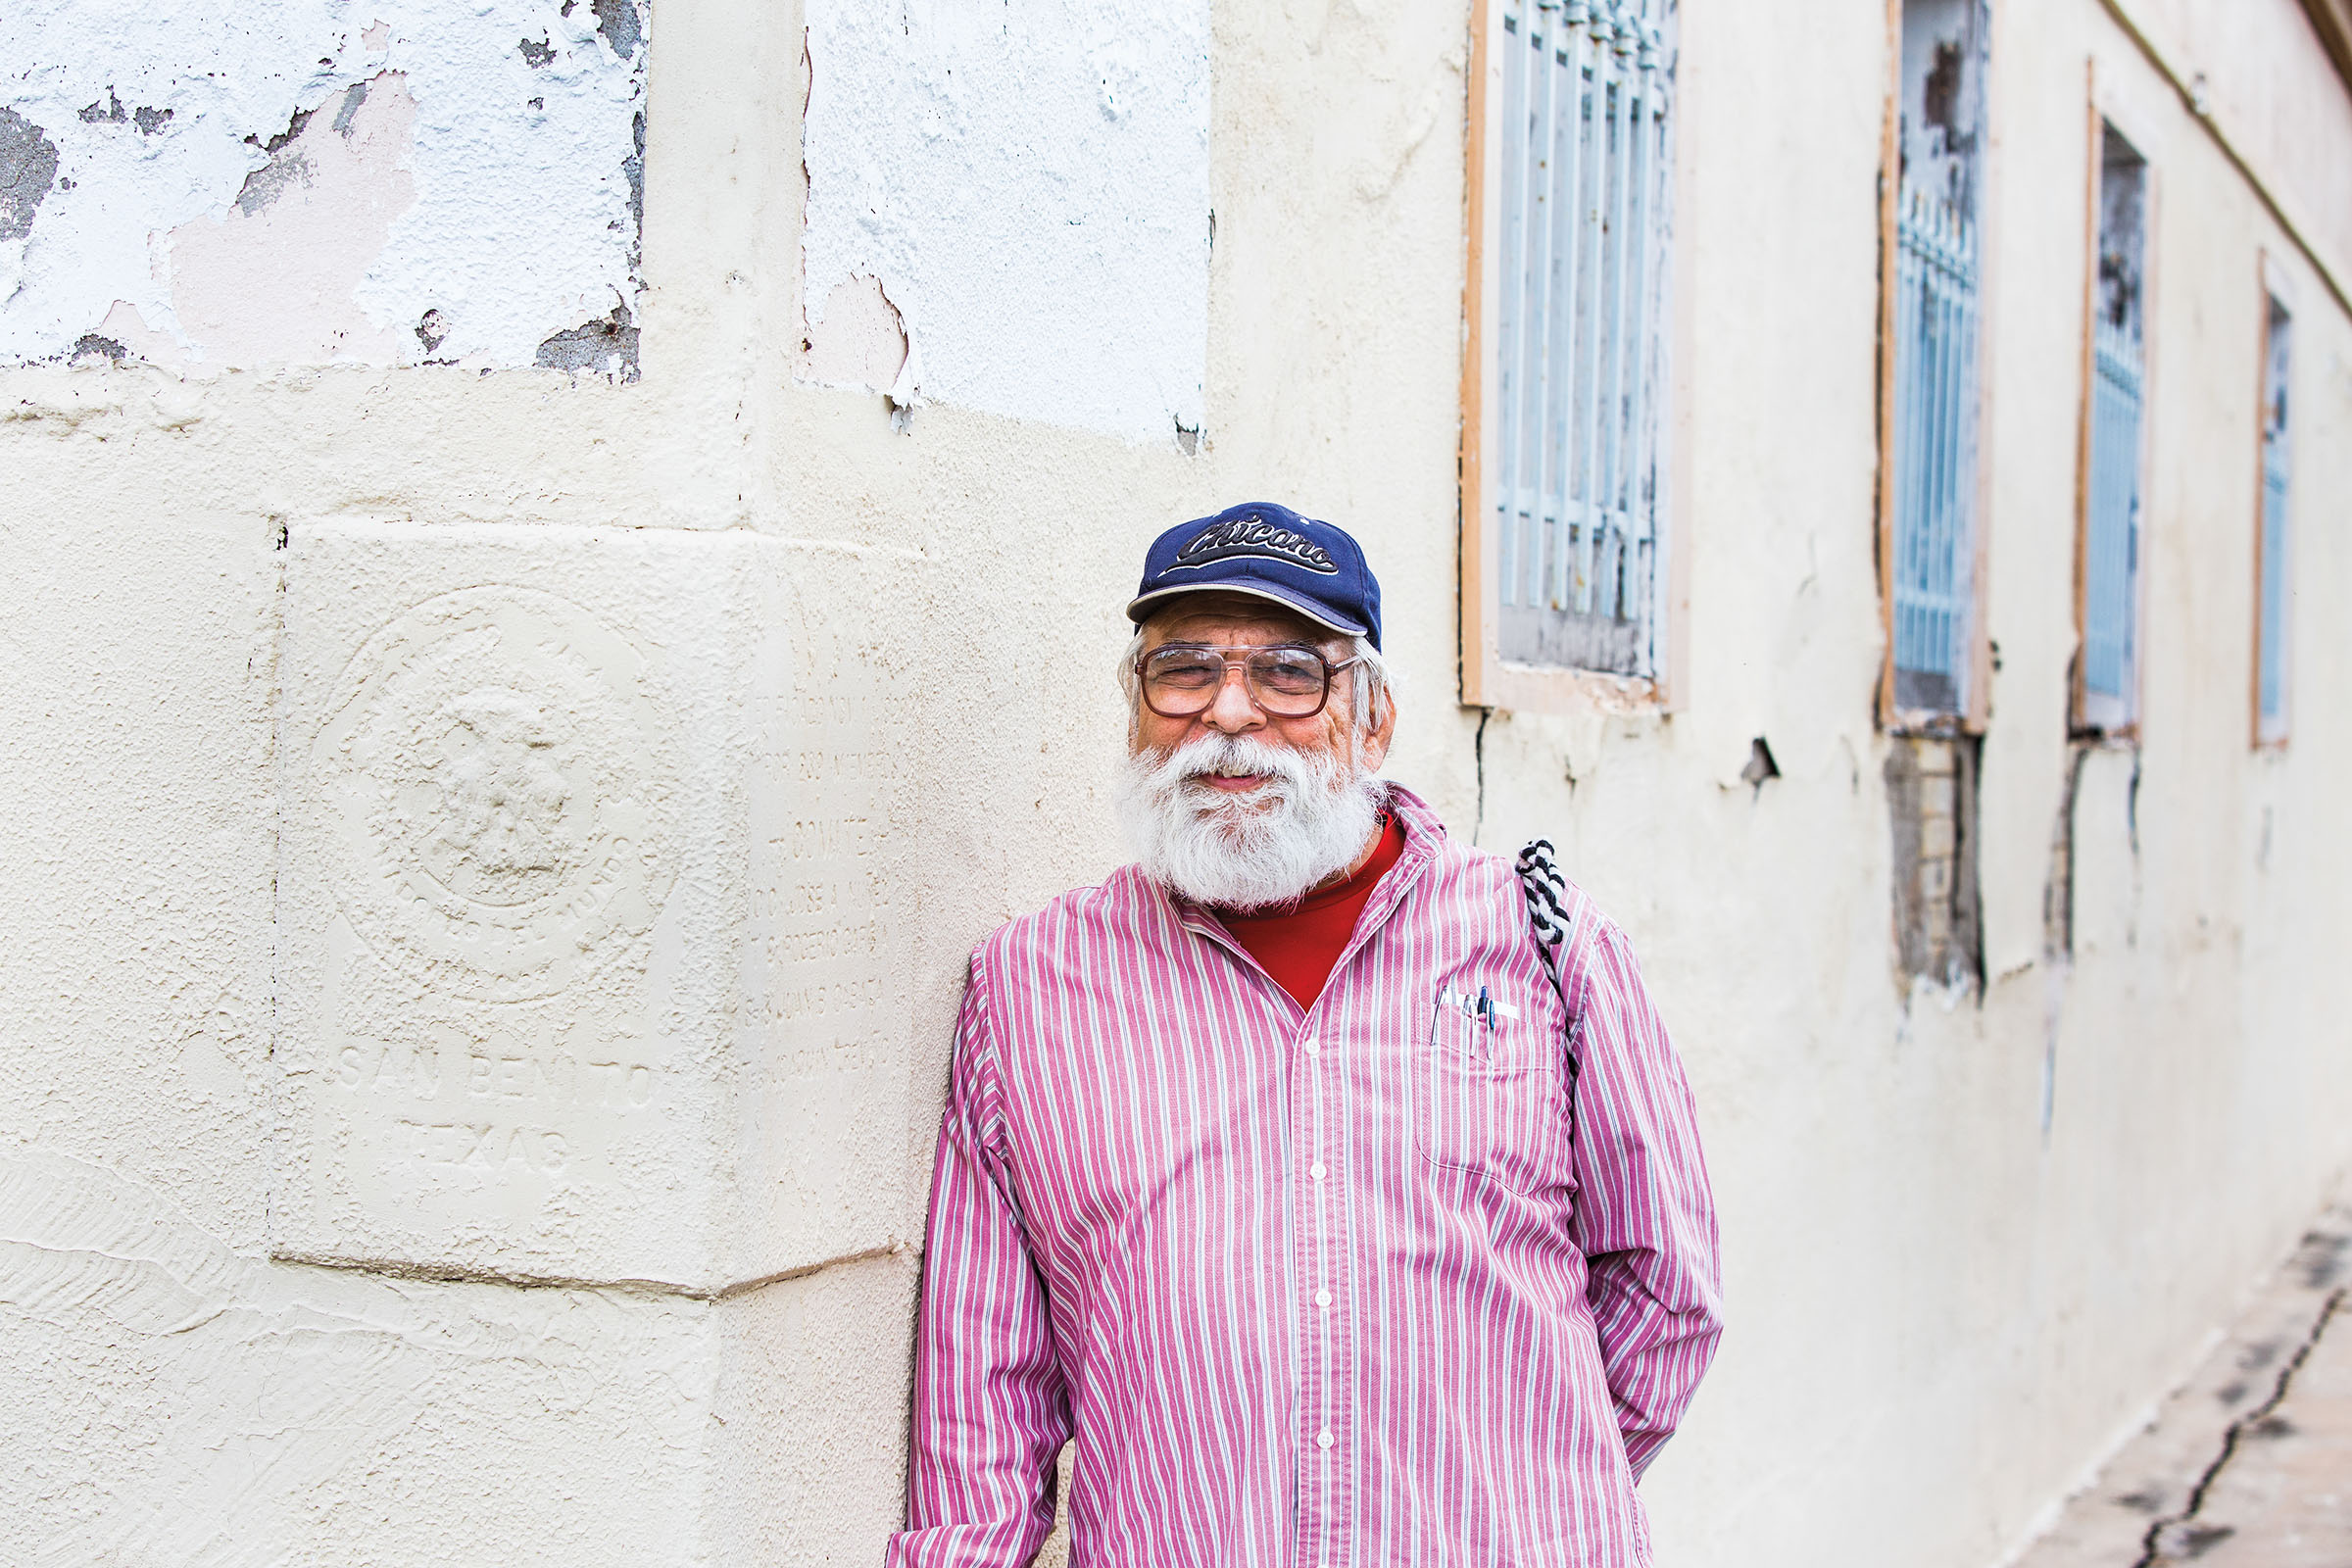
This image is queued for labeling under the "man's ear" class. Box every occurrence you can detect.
[1359,687,1398,772]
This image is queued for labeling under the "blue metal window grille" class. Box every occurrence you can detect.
[2081,130,2146,733]
[1891,182,1981,716]
[1492,0,1674,676]
[2082,316,2144,713]
[2257,297,2291,739]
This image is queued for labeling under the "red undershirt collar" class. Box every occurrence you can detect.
[1214,811,1409,1010]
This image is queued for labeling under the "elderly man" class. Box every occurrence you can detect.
[887,504,1722,1567]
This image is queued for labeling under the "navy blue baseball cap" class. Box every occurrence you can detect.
[1126,502,1383,651]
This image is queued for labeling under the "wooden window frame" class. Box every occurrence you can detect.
[1457,0,1693,716]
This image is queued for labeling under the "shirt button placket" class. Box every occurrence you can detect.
[1298,1028,1339,1563]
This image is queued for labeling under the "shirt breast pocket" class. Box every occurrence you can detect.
[1414,1004,1574,1200]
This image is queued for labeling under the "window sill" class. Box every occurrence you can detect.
[1881,706,1984,739]
[1459,658,1665,717]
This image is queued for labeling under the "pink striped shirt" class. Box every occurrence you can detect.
[889,786,1722,1567]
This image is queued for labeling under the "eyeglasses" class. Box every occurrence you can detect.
[1135,643,1363,719]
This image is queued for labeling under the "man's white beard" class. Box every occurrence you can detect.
[1115,731,1388,912]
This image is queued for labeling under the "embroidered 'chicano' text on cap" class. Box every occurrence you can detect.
[1126,502,1383,650]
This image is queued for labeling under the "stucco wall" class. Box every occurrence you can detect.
[1,0,2347,1564]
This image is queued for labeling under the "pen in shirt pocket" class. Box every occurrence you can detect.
[1430,976,1516,1040]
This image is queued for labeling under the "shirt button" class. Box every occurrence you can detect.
[1316,1428,1335,1448]
[1301,1038,1321,1056]
[1314,1288,1333,1307]
[1309,1161,1328,1181]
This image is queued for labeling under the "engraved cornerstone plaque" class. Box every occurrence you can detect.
[312,587,678,1004]
[274,523,766,1287]
[277,522,899,1288]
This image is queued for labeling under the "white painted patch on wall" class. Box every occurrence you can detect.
[0,0,646,371]
[801,0,1210,443]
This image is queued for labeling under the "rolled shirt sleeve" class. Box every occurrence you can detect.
[1564,917,1725,1479]
[887,953,1072,1568]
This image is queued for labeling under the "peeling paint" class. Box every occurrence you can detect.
[231,113,320,219]
[77,89,177,135]
[623,107,645,267]
[0,108,61,242]
[590,0,645,62]
[534,298,639,379]
[800,272,909,394]
[91,297,189,368]
[0,0,649,368]
[170,72,416,366]
[329,78,371,135]
[67,330,123,364]
[800,0,1209,441]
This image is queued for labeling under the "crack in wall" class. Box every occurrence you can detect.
[1470,707,1493,847]
[269,1238,906,1300]
[2130,1286,2347,1565]
[2044,742,2090,961]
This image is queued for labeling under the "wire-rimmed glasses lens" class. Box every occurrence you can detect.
[1138,644,1346,718]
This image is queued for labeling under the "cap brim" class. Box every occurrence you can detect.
[1124,581,1369,640]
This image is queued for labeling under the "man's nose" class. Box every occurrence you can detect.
[1201,663,1267,733]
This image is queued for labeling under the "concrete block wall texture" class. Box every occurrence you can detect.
[0,2,2346,1566]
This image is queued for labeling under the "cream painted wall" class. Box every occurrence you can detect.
[0,1,2346,1564]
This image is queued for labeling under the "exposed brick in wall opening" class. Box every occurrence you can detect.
[1886,734,1983,991]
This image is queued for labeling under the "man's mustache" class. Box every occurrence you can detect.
[1160,735,1312,790]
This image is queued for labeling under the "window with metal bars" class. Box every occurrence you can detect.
[1483,0,1675,679]
[2255,289,2292,746]
[2078,124,2148,736]
[1886,0,1988,723]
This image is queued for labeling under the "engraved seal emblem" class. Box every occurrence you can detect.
[312,587,679,1002]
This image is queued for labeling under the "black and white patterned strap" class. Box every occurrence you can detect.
[1515,838,1574,990]
[1515,835,1585,1178]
